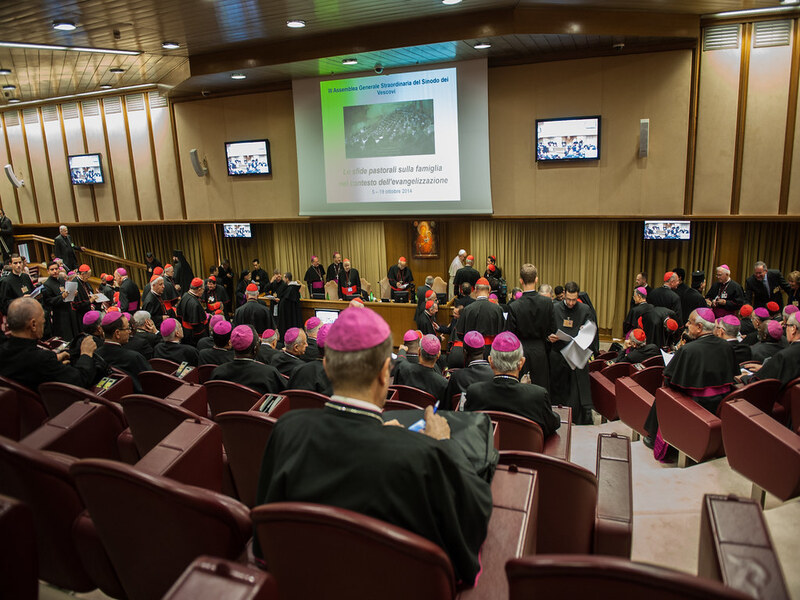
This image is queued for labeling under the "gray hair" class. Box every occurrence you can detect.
[132,311,151,328]
[262,330,278,345]
[425,275,434,286]
[59,225,67,233]
[152,276,164,286]
[716,318,739,338]
[490,346,523,373]
[246,288,258,298]
[164,322,182,342]
[789,313,799,329]
[538,283,553,297]
[754,261,767,270]
[692,310,716,332]
[286,330,306,352]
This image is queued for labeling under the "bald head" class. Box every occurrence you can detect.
[6,297,45,337]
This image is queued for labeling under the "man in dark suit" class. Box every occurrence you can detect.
[53,225,82,271]
[744,261,791,310]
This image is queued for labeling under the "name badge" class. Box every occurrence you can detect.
[563,318,573,328]
[773,286,780,294]
[720,292,727,299]
[21,286,28,293]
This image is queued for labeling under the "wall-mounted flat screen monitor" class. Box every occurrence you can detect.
[223,223,252,238]
[225,139,271,175]
[315,309,340,325]
[644,220,691,240]
[68,153,105,184]
[535,116,600,161]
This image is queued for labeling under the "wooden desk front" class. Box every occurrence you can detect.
[300,299,419,347]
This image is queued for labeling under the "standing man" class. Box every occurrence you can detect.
[53,225,82,271]
[251,258,269,292]
[0,207,13,261]
[454,255,480,298]
[388,256,414,302]
[234,283,275,333]
[176,277,208,346]
[548,281,595,425]
[448,249,466,299]
[172,249,195,296]
[744,261,791,310]
[326,251,344,284]
[141,275,171,327]
[629,272,652,309]
[706,264,745,319]
[506,264,556,390]
[338,258,362,300]
[623,287,652,335]
[648,271,683,325]
[415,276,435,319]
[41,261,78,341]
[115,268,140,313]
[73,264,99,324]
[0,253,34,315]
[304,255,326,299]
[144,252,161,280]
[457,278,505,352]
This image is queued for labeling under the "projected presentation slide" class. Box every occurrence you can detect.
[321,67,460,204]
[226,140,271,175]
[536,117,599,161]
[644,220,691,240]
[68,154,104,185]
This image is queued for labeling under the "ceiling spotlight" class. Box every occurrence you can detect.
[0,68,10,75]
[231,73,246,80]
[162,41,180,50]
[286,19,306,28]
[2,85,15,91]
[473,42,491,49]
[8,98,20,103]
[442,0,462,5]
[780,0,799,4]
[342,58,358,65]
[99,84,113,89]
[109,67,125,73]
[53,20,77,31]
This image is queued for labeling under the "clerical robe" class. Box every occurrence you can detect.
[549,300,594,424]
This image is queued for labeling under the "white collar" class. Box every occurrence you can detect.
[330,395,383,415]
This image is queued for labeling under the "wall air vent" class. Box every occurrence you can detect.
[4,111,19,127]
[22,108,38,124]
[125,93,144,111]
[703,24,740,51]
[148,91,167,108]
[103,96,122,114]
[82,100,100,117]
[61,102,79,119]
[753,20,791,48]
[42,105,58,122]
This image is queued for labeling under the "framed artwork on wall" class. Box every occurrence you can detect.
[412,220,438,258]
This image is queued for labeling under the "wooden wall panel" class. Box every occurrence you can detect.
[788,52,800,215]
[149,101,184,220]
[42,114,75,223]
[739,36,792,215]
[82,103,116,222]
[125,95,160,221]
[693,46,741,215]
[21,109,51,222]
[5,114,37,223]
[61,104,94,222]
[103,101,139,222]
[0,118,20,222]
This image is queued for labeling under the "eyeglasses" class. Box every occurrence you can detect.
[118,327,131,332]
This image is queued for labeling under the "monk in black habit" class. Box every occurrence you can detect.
[254,306,492,585]
[209,325,286,395]
[465,331,560,437]
[0,254,34,315]
[457,278,505,351]
[198,320,235,366]
[548,282,595,425]
[171,249,195,296]
[41,261,78,341]
[271,327,308,376]
[392,334,448,402]
[276,274,302,337]
[153,318,200,366]
[176,277,208,346]
[506,264,555,389]
[94,312,149,393]
[288,323,333,396]
[234,283,275,333]
[444,330,494,410]
[747,312,800,388]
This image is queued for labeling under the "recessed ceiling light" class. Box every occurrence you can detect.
[2,85,15,91]
[53,20,77,31]
[780,0,799,5]
[0,68,10,75]
[162,41,180,50]
[0,41,140,55]
[342,58,358,65]
[231,73,246,80]
[8,98,20,103]
[473,42,491,49]
[109,67,125,74]
[706,5,798,17]
[99,84,113,89]
[442,0,462,5]
[286,19,306,28]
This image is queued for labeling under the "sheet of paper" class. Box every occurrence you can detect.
[661,350,674,367]
[64,281,78,302]
[556,329,574,343]
[94,293,110,302]
[562,342,592,370]
[29,285,43,298]
[574,320,597,351]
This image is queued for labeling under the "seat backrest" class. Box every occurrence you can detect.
[595,351,617,362]
[163,556,278,600]
[379,276,391,299]
[39,381,108,417]
[389,384,437,408]
[641,354,665,368]
[481,411,544,453]
[432,276,447,295]
[0,437,95,591]
[70,458,252,600]
[361,278,372,295]
[139,370,184,398]
[0,387,20,440]
[601,362,633,383]
[0,493,38,600]
[252,502,456,600]
[0,376,46,437]
[722,378,782,415]
[282,388,329,410]
[630,365,664,396]
[94,372,135,401]
[205,380,263,418]
[122,394,200,456]
[506,555,752,600]
[383,398,424,412]
[499,451,597,554]
[217,411,277,507]
[149,357,181,374]
[196,364,216,384]
[594,433,633,558]
[324,280,339,300]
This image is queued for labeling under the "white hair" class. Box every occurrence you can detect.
[717,265,730,275]
[164,322,182,342]
[788,313,799,329]
[132,311,151,328]
[490,346,523,373]
[692,310,716,332]
[152,276,164,286]
[458,249,466,256]
[262,330,278,345]
[715,318,739,338]
[59,225,67,232]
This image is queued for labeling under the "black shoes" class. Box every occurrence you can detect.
[642,436,655,450]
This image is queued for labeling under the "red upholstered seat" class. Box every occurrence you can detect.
[542,406,572,461]
[595,351,617,362]
[71,458,252,600]
[196,363,216,384]
[122,394,202,457]
[139,370,185,398]
[388,384,437,408]
[506,555,751,600]
[164,556,278,600]
[217,411,277,507]
[384,398,424,411]
[480,410,544,453]
[615,376,656,439]
[631,365,664,395]
[0,493,38,600]
[594,433,633,557]
[641,354,665,368]
[205,380,264,418]
[721,378,782,417]
[590,362,633,421]
[0,387,20,440]
[39,380,114,417]
[655,387,725,465]
[0,376,46,438]
[149,357,181,374]
[252,502,456,600]
[282,388,330,410]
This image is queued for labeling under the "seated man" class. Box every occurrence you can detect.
[254,307,492,585]
[392,334,448,402]
[209,325,286,395]
[153,318,200,367]
[643,308,738,455]
[444,330,494,410]
[0,297,96,390]
[303,317,322,361]
[464,331,561,437]
[747,312,800,388]
[94,312,149,393]
[615,328,661,364]
[125,310,159,360]
[750,319,785,363]
[288,323,333,396]
[714,315,752,364]
[198,320,234,366]
[270,327,308,376]
[257,328,279,365]
[67,310,105,365]
[197,314,225,351]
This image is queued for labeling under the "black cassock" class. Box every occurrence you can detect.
[616,344,661,364]
[0,272,34,314]
[506,291,555,390]
[705,280,746,316]
[753,341,800,388]
[118,278,141,313]
[681,287,707,323]
[73,278,98,323]
[172,250,195,294]
[254,400,492,584]
[257,344,279,365]
[126,330,158,360]
[415,284,432,319]
[725,338,752,364]
[197,335,215,351]
[153,341,200,367]
[392,359,448,402]
[271,350,305,376]
[458,299,505,341]
[202,286,228,309]
[453,266,480,294]
[303,338,320,362]
[338,268,361,300]
[464,375,561,438]
[443,360,493,410]
[288,359,333,396]
[0,335,95,390]
[304,265,326,298]
[623,302,652,336]
[326,262,343,284]
[549,300,594,424]
[209,358,286,396]
[415,311,442,336]
[750,340,783,363]
[388,265,414,301]
[642,306,679,349]
[648,286,683,324]
[234,299,275,333]
[198,346,234,366]
[142,292,170,327]
[95,342,149,393]
[176,292,207,345]
[53,234,79,270]
[41,276,78,341]
[277,283,302,337]
[739,317,756,339]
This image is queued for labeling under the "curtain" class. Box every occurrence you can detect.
[216,223,277,280]
[740,222,800,282]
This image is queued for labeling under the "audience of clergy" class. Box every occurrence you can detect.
[464,331,561,437]
[153,318,200,366]
[209,324,286,395]
[271,327,307,376]
[388,256,414,302]
[198,320,235,366]
[125,310,159,360]
[288,323,333,395]
[68,310,105,365]
[444,330,493,409]
[749,319,785,363]
[392,333,448,401]
[614,328,661,364]
[745,312,800,389]
[94,311,149,393]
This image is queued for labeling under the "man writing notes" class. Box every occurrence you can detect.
[387,256,414,302]
[254,307,492,586]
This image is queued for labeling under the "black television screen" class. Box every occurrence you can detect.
[68,153,104,184]
[225,139,271,175]
[644,220,691,240]
[535,116,600,161]
[223,223,252,238]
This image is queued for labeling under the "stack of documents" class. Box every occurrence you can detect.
[557,320,597,370]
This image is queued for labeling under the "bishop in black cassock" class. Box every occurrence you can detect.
[506,277,556,390]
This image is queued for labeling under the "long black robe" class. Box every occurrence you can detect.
[453,266,480,294]
[623,302,652,335]
[753,341,800,388]
[196,335,215,351]
[549,300,594,424]
[303,338,320,362]
[176,292,207,345]
[216,265,235,313]
[251,268,269,292]
[0,272,34,314]
[388,264,414,301]
[725,338,752,364]
[257,343,279,365]
[271,350,305,376]
[53,234,79,270]
[642,306,679,349]
[506,290,556,389]
[202,285,228,310]
[141,292,169,327]
[415,310,442,336]
[391,360,448,402]
[338,268,361,300]
[209,358,286,395]
[0,214,13,260]
[304,265,326,298]
[415,284,432,319]
[118,278,141,313]
[172,250,194,294]
[41,276,78,341]
[145,258,162,280]
[443,360,493,410]
[198,346,234,366]
[648,286,683,324]
[682,287,707,322]
[0,335,96,390]
[73,277,98,323]
[95,341,149,393]
[277,283,302,336]
[288,359,333,396]
[705,280,746,316]
[750,340,783,363]
[458,298,505,341]
[465,375,561,438]
[153,341,200,367]
[126,330,158,360]
[235,276,251,307]
[234,300,274,333]
[326,262,343,284]
[739,316,756,338]
[254,400,492,584]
